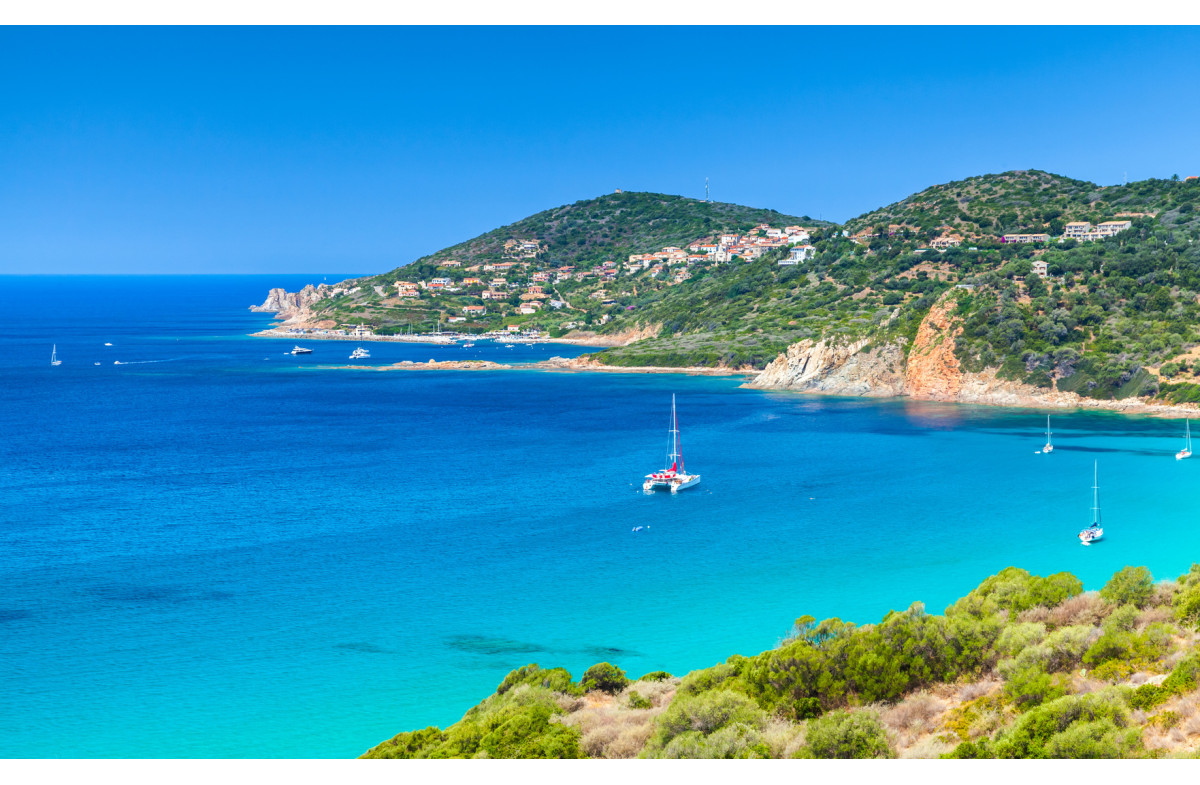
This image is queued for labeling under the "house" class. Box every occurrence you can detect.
[439,260,461,268]
[518,305,537,315]
[507,325,521,332]
[548,300,565,309]
[779,245,816,265]
[480,290,505,301]
[395,288,419,298]
[931,234,963,249]
[462,277,482,286]
[1096,220,1132,238]
[719,234,740,245]
[1063,221,1093,239]
[527,285,545,296]
[1001,233,1051,244]
[1032,261,1048,278]
[447,316,466,323]
[462,305,487,316]
[352,324,374,338]
[531,272,551,283]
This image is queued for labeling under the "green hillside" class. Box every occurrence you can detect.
[302,172,1200,390]
[302,192,823,341]
[362,562,1200,759]
[405,191,820,268]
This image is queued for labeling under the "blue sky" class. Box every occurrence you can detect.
[2,26,1199,274]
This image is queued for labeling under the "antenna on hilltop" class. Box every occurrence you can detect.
[705,177,710,203]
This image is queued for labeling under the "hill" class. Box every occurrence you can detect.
[361,562,1200,759]
[404,191,821,269]
[260,172,1200,397]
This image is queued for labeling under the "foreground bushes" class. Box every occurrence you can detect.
[364,562,1200,760]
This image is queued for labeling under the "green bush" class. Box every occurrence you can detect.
[796,710,894,759]
[643,690,770,758]
[627,690,653,709]
[947,567,1083,618]
[581,662,630,694]
[1003,663,1064,710]
[1100,566,1155,608]
[638,670,673,682]
[990,691,1140,759]
[496,664,577,695]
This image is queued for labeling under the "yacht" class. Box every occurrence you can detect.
[349,346,370,360]
[643,394,701,493]
[1177,419,1192,460]
[1042,415,1053,453]
[1079,461,1104,545]
[291,346,313,355]
[462,342,475,349]
[50,345,62,366]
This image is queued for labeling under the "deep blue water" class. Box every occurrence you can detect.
[2,275,1199,758]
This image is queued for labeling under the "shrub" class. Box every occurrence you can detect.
[496,664,577,695]
[582,662,631,694]
[644,690,769,757]
[1003,663,1064,710]
[947,567,1083,618]
[478,703,585,759]
[1101,566,1155,609]
[638,670,673,682]
[996,622,1047,657]
[627,691,653,710]
[990,690,1138,758]
[796,709,894,759]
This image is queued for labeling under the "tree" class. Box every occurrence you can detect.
[581,662,630,694]
[1100,566,1155,609]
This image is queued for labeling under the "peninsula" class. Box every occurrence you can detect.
[252,172,1200,415]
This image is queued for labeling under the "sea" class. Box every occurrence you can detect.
[2,275,1198,758]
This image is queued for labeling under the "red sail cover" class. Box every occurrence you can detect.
[671,462,677,472]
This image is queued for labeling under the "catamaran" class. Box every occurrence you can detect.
[1079,461,1104,545]
[1177,419,1192,460]
[50,345,62,366]
[349,346,370,360]
[1043,415,1054,453]
[643,394,701,493]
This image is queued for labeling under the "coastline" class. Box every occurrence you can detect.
[249,327,631,348]
[305,356,755,377]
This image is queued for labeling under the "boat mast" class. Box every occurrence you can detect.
[1091,461,1101,527]
[1046,415,1052,445]
[676,396,685,474]
[667,394,679,470]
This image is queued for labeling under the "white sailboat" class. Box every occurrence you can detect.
[643,394,701,493]
[50,345,62,366]
[349,345,370,360]
[1079,461,1104,545]
[1177,419,1192,460]
[1043,415,1053,453]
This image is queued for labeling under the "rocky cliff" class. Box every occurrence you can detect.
[749,292,1197,416]
[749,338,906,396]
[902,295,963,400]
[250,284,334,316]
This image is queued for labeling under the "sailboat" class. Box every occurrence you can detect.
[1177,419,1192,460]
[50,345,62,366]
[1042,415,1054,454]
[349,345,370,360]
[642,394,701,493]
[1079,461,1104,545]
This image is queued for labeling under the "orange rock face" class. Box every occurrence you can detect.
[903,294,964,400]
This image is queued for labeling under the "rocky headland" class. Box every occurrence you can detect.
[750,292,1199,418]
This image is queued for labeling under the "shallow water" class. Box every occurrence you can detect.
[1,276,1197,757]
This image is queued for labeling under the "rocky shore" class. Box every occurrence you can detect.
[748,292,1200,419]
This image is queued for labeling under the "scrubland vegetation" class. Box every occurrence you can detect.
[363,562,1200,759]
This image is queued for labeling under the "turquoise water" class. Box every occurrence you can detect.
[2,276,1199,758]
